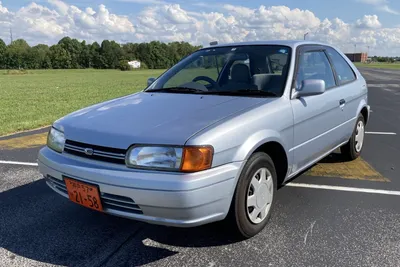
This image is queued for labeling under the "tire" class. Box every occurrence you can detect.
[226,152,277,239]
[341,114,365,160]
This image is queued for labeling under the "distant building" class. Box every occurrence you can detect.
[128,60,141,69]
[345,53,368,63]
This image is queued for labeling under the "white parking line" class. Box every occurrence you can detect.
[0,160,38,166]
[366,131,397,135]
[286,183,400,196]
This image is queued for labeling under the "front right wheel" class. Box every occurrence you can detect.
[227,152,277,239]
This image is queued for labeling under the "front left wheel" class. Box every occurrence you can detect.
[227,152,277,239]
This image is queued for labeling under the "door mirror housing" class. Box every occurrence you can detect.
[294,79,325,98]
[147,77,156,87]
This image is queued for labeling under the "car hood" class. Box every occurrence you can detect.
[56,92,268,149]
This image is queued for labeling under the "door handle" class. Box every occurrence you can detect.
[339,99,346,106]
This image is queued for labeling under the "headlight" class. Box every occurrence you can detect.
[47,127,65,153]
[126,145,213,172]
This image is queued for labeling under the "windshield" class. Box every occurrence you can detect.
[145,45,292,97]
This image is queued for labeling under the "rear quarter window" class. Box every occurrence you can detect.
[326,47,357,85]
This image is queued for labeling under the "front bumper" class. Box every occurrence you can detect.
[38,147,242,227]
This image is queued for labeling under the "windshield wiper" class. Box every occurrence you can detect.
[235,89,278,97]
[146,87,206,93]
[210,89,278,97]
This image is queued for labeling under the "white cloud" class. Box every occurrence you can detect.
[356,0,387,4]
[116,0,165,4]
[1,1,135,45]
[48,0,69,16]
[355,15,382,29]
[86,7,96,16]
[163,4,194,24]
[356,0,399,14]
[1,1,400,55]
[379,5,400,15]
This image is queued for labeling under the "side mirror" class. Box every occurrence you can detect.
[147,77,156,87]
[294,79,325,98]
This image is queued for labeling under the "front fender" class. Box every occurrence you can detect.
[232,129,290,162]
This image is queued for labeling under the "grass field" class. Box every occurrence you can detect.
[354,62,400,69]
[0,69,166,136]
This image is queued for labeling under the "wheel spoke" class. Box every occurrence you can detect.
[260,168,267,181]
[251,176,261,192]
[250,207,260,222]
[247,194,257,208]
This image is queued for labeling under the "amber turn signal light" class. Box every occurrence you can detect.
[181,146,213,172]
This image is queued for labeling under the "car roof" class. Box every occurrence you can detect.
[200,40,331,50]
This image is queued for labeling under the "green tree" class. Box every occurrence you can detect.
[37,44,52,69]
[26,44,51,69]
[78,41,91,68]
[122,43,139,61]
[50,45,72,69]
[58,37,82,68]
[0,38,6,69]
[100,40,123,69]
[0,37,202,70]
[5,39,31,69]
[119,60,131,71]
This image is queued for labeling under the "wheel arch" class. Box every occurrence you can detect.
[361,106,369,124]
[233,131,290,187]
[356,98,369,125]
[252,142,289,186]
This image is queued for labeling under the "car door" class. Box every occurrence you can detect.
[324,46,362,140]
[290,45,345,174]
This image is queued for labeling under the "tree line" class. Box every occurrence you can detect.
[369,56,398,63]
[0,37,203,70]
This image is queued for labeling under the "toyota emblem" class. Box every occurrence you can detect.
[84,148,94,156]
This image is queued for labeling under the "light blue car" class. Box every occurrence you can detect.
[38,40,370,239]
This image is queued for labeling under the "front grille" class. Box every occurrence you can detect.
[64,140,126,164]
[45,175,143,215]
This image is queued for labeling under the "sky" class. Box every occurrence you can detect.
[1,0,400,56]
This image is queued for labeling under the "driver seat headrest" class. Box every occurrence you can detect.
[231,63,251,83]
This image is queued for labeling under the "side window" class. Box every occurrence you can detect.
[295,50,336,90]
[326,47,356,85]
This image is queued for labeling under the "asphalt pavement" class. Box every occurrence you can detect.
[1,67,400,267]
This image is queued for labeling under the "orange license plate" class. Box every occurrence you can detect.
[64,178,103,212]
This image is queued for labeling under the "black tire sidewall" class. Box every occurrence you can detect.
[350,114,365,158]
[341,114,365,160]
[233,152,277,238]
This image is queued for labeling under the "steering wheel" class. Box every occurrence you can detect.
[192,76,219,89]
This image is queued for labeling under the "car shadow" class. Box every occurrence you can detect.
[0,179,244,267]
[318,151,352,163]
[1,151,349,266]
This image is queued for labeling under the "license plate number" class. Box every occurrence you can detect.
[64,177,103,212]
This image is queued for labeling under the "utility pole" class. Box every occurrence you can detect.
[9,27,13,44]
[304,32,309,40]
